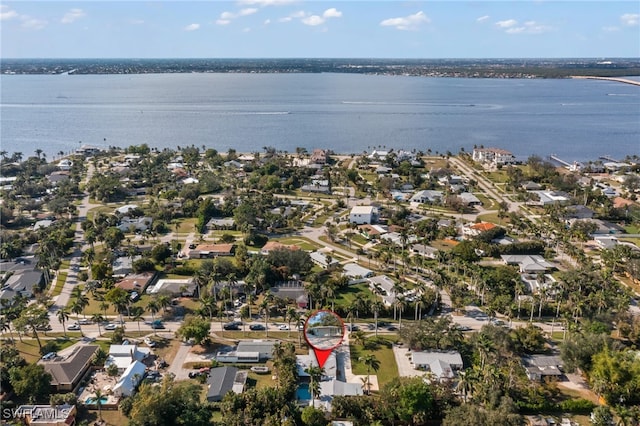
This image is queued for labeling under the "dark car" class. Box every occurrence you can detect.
[150,322,165,329]
[387,326,398,331]
[223,322,240,331]
[249,324,265,331]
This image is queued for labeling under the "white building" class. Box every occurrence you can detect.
[410,190,443,204]
[349,205,378,224]
[411,351,463,380]
[472,148,516,166]
[113,360,146,397]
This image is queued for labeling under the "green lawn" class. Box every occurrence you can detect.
[349,337,399,388]
[271,237,322,252]
[335,283,377,310]
[51,262,70,296]
[13,338,77,363]
[172,218,198,234]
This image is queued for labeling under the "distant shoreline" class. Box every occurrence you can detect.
[2,57,640,78]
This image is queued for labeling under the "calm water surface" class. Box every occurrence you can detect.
[1,73,638,161]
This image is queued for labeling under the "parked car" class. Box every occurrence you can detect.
[78,318,92,325]
[104,323,118,330]
[223,322,240,331]
[278,324,290,331]
[144,337,156,347]
[35,324,52,331]
[346,324,359,332]
[130,291,139,301]
[150,321,165,329]
[67,323,81,331]
[249,324,265,331]
[456,325,472,331]
[42,352,57,361]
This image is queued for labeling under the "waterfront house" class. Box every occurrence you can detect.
[472,147,516,166]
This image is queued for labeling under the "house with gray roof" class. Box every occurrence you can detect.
[206,367,247,402]
[368,275,397,306]
[522,355,563,381]
[40,345,99,393]
[216,340,277,363]
[410,190,443,204]
[0,270,45,303]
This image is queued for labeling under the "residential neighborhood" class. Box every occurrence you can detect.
[1,145,639,426]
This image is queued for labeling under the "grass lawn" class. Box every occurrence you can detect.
[172,218,198,234]
[247,370,277,390]
[475,194,496,210]
[220,330,301,342]
[484,170,510,184]
[335,283,377,310]
[51,266,69,297]
[477,211,511,226]
[76,406,128,426]
[272,236,322,251]
[13,338,77,363]
[349,337,399,388]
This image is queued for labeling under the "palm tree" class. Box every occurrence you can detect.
[455,371,474,403]
[70,299,84,336]
[57,309,70,338]
[304,365,324,406]
[92,313,105,336]
[157,294,171,313]
[285,307,296,338]
[93,388,104,421]
[371,300,384,338]
[395,295,407,330]
[351,330,367,348]
[358,354,380,395]
[130,306,144,334]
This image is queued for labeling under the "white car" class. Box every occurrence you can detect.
[278,324,290,330]
[67,323,81,331]
[104,323,118,330]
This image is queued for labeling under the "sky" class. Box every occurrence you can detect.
[1,1,639,58]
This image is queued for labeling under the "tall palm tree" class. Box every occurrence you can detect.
[57,309,70,338]
[358,354,380,395]
[130,306,144,334]
[92,313,105,336]
[395,295,407,330]
[371,300,384,338]
[93,388,104,421]
[304,365,324,406]
[285,307,296,338]
[70,300,84,336]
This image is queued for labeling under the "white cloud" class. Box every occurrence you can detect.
[184,23,200,31]
[238,0,296,6]
[21,16,47,30]
[264,18,271,25]
[279,10,306,23]
[0,5,18,21]
[61,8,85,24]
[239,8,258,16]
[602,26,620,32]
[220,11,235,20]
[323,8,342,19]
[215,19,231,25]
[242,27,251,32]
[380,11,430,31]
[302,14,324,26]
[495,19,517,29]
[621,13,639,26]
[476,15,490,23]
[496,19,551,34]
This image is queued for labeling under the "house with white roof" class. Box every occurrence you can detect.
[368,275,397,306]
[310,251,340,269]
[411,351,463,380]
[410,190,443,204]
[113,360,146,397]
[349,205,378,225]
[342,263,374,281]
[528,190,571,206]
[106,344,151,372]
[501,255,555,273]
[472,147,516,166]
[57,159,73,171]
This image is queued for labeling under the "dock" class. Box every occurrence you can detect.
[549,155,571,167]
[571,76,640,87]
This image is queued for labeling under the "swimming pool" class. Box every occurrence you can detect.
[85,396,108,405]
[296,383,311,400]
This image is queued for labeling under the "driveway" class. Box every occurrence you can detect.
[393,346,425,378]
[166,342,193,381]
